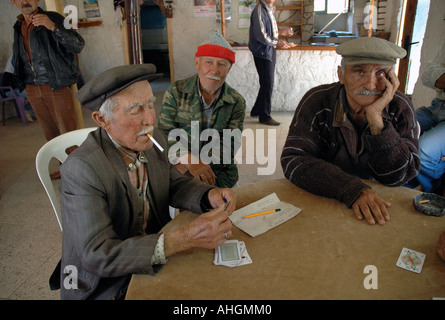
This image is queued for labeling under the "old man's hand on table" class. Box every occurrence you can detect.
[164,187,235,255]
[352,188,392,225]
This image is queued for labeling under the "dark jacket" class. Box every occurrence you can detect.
[281,82,420,207]
[248,1,279,61]
[12,7,85,91]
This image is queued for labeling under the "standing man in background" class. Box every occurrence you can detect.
[248,0,295,126]
[10,0,85,178]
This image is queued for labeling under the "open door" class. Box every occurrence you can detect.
[397,0,431,96]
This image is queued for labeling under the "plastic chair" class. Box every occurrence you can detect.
[0,86,27,126]
[35,127,97,231]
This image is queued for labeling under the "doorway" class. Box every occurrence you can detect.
[397,0,431,96]
[140,1,170,77]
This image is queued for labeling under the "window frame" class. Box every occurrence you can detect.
[314,0,350,15]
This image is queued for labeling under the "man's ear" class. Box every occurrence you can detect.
[337,66,345,84]
[91,111,109,129]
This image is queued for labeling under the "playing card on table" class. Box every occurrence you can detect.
[214,240,252,268]
[396,247,426,273]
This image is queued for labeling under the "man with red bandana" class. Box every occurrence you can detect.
[159,30,246,188]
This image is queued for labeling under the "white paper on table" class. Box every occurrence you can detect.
[229,193,302,237]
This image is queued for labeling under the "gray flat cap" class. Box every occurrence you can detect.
[336,37,406,66]
[76,64,162,111]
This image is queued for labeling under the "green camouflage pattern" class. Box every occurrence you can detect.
[159,74,246,188]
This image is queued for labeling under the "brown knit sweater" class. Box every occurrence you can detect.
[280,82,420,207]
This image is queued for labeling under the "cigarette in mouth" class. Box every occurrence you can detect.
[146,133,164,152]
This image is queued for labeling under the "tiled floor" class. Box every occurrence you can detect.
[0,78,294,299]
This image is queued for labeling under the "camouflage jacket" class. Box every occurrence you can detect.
[159,74,246,188]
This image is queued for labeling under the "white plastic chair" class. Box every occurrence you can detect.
[35,127,96,231]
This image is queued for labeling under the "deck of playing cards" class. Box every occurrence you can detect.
[396,247,426,273]
[213,240,252,268]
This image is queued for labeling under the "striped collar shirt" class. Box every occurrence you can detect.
[261,0,279,44]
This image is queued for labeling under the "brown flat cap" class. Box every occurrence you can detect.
[76,64,162,111]
[336,37,406,66]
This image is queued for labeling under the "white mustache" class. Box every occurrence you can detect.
[138,126,154,136]
[356,90,382,96]
[206,75,221,81]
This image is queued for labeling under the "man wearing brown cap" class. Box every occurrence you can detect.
[281,37,420,226]
[55,64,235,299]
[159,30,246,188]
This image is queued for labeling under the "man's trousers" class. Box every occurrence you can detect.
[26,84,78,141]
[251,49,276,122]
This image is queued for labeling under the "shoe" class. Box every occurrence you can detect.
[50,171,61,180]
[250,112,259,118]
[259,118,280,126]
[25,111,34,122]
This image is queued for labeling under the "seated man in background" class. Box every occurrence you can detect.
[159,30,246,188]
[57,64,235,300]
[281,37,420,226]
[410,42,445,194]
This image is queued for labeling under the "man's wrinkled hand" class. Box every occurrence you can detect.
[188,162,216,186]
[366,70,400,134]
[178,153,217,185]
[208,188,235,214]
[164,205,233,256]
[32,14,56,31]
[352,188,391,225]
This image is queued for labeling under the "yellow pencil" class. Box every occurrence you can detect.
[243,208,281,219]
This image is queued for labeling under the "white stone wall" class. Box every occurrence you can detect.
[64,0,125,82]
[226,48,341,111]
[1,2,22,68]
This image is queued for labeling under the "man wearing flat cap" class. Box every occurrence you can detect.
[56,64,235,300]
[159,30,246,189]
[281,37,420,226]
